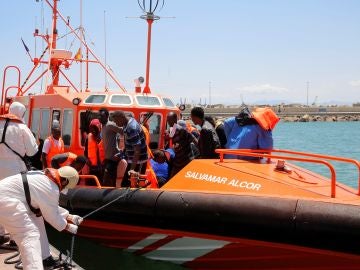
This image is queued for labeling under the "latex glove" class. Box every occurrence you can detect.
[66,224,78,235]
[68,214,83,226]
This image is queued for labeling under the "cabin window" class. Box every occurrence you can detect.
[140,112,161,149]
[79,110,99,146]
[110,94,132,105]
[84,95,106,104]
[39,109,50,140]
[62,109,73,146]
[52,110,61,123]
[109,111,134,120]
[162,97,176,107]
[31,109,40,138]
[136,96,161,106]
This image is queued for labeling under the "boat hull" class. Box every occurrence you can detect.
[60,187,360,269]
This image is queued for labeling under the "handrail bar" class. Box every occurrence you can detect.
[216,149,337,198]
[78,175,102,188]
[218,148,360,195]
[1,66,21,112]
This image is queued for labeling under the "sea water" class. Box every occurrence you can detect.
[273,121,360,187]
[50,121,359,269]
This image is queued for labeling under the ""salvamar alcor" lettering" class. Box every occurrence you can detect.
[184,171,261,191]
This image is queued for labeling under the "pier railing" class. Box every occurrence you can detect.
[216,148,360,198]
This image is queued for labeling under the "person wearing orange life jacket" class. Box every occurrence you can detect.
[42,121,64,169]
[0,101,38,245]
[51,152,87,172]
[0,166,82,270]
[84,119,105,180]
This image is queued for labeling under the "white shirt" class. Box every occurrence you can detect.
[0,171,68,231]
[42,137,62,154]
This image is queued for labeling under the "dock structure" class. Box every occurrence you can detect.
[0,244,83,270]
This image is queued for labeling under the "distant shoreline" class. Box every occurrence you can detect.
[182,105,360,122]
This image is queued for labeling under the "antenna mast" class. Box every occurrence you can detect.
[50,0,59,86]
[138,0,164,94]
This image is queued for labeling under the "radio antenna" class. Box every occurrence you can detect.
[137,0,164,94]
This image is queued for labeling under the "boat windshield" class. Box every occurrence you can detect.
[84,95,107,104]
[135,96,161,106]
[109,94,132,105]
[162,97,176,107]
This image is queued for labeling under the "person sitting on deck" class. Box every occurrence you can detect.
[223,106,277,160]
[150,148,175,187]
[50,152,87,172]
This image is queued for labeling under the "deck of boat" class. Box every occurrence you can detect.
[0,244,83,270]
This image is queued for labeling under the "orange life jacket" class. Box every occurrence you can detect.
[146,166,158,188]
[46,136,64,166]
[252,107,280,131]
[0,113,23,123]
[186,121,199,136]
[98,140,105,162]
[59,152,77,167]
[130,166,158,189]
[87,133,105,166]
[141,125,154,159]
[139,125,157,187]
[44,168,62,190]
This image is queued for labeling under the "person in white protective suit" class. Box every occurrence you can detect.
[0,101,38,178]
[0,101,38,245]
[0,166,83,270]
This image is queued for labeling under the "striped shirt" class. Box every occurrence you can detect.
[124,118,148,164]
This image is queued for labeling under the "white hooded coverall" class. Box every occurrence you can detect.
[0,101,38,179]
[0,171,69,270]
[0,102,40,250]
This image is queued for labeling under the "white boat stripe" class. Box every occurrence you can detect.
[143,237,229,264]
[126,233,169,253]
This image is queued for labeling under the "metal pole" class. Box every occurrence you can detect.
[306,81,309,106]
[143,19,153,94]
[209,81,211,107]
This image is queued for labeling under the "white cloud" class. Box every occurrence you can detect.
[238,84,288,94]
[349,80,360,87]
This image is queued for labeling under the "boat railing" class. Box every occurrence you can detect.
[1,65,21,113]
[78,175,102,188]
[216,148,360,198]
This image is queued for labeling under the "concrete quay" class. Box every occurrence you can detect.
[182,106,360,122]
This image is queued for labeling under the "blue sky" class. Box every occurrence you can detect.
[1,0,360,105]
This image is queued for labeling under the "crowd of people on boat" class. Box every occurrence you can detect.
[0,101,278,269]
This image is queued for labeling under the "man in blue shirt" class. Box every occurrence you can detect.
[112,111,148,187]
[224,107,273,160]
